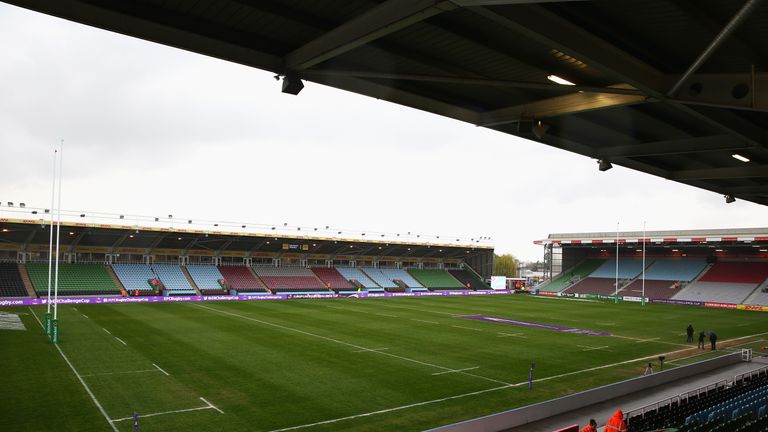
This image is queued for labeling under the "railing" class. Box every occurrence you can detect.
[625,379,728,420]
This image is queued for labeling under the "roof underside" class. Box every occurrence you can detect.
[4,0,768,203]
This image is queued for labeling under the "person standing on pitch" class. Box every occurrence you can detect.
[686,324,694,343]
[580,419,598,432]
[698,331,706,350]
[709,331,718,351]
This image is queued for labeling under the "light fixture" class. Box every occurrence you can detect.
[80,214,85,218]
[281,73,304,95]
[1,228,8,232]
[547,74,575,86]
[177,237,182,240]
[188,220,192,224]
[129,235,134,238]
[760,249,767,252]
[532,120,549,139]
[715,249,724,252]
[69,232,74,235]
[19,203,25,208]
[598,160,613,171]
[732,154,750,163]
[672,249,679,252]
[119,215,124,219]
[725,195,736,204]
[7,202,13,206]
[154,217,159,222]
[168,214,173,219]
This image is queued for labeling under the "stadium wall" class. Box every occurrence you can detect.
[427,352,742,432]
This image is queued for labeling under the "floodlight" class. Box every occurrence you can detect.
[725,195,736,204]
[598,160,613,171]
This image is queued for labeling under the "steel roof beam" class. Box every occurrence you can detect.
[478,88,648,126]
[597,135,747,158]
[670,165,768,181]
[285,0,459,71]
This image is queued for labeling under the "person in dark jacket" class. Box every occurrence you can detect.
[686,324,694,343]
[698,331,706,349]
[709,331,718,351]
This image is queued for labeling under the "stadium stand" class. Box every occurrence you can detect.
[26,263,121,295]
[0,263,28,297]
[563,277,620,296]
[621,279,682,299]
[589,258,652,279]
[672,262,768,304]
[408,269,464,290]
[539,259,605,292]
[698,262,768,284]
[336,267,382,291]
[673,281,758,304]
[360,268,398,289]
[310,267,354,291]
[152,264,196,295]
[112,264,157,292]
[644,259,708,281]
[218,266,268,293]
[448,269,491,290]
[252,266,327,292]
[186,265,227,294]
[380,268,426,291]
[626,368,768,432]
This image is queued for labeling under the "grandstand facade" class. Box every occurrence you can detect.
[535,228,768,307]
[0,218,493,298]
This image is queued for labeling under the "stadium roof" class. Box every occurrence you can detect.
[536,227,768,245]
[4,0,768,204]
[0,217,490,260]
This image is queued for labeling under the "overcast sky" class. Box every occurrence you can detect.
[2,4,768,261]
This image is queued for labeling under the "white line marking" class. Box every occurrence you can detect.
[81,369,159,378]
[612,335,689,347]
[114,336,127,346]
[82,314,89,319]
[153,363,170,376]
[262,330,768,432]
[200,397,224,414]
[497,332,526,338]
[102,327,111,335]
[432,366,479,376]
[72,307,78,311]
[375,313,398,318]
[578,345,610,352]
[191,303,511,386]
[264,383,514,432]
[28,307,119,432]
[410,319,439,324]
[111,402,215,422]
[451,325,483,332]
[352,347,389,353]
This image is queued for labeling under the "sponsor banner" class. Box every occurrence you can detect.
[558,292,576,298]
[538,291,559,297]
[0,290,515,307]
[704,302,737,309]
[650,298,703,307]
[622,296,643,302]
[737,304,768,312]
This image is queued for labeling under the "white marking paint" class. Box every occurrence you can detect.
[111,397,223,423]
[153,363,170,376]
[102,328,111,335]
[375,313,397,318]
[497,332,526,338]
[352,347,389,353]
[114,337,127,346]
[578,345,610,352]
[82,314,89,319]
[28,307,119,432]
[200,397,224,414]
[410,319,439,324]
[451,325,483,332]
[191,303,511,386]
[81,369,158,378]
[432,366,479,376]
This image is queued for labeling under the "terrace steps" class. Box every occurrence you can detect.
[247,266,272,293]
[744,278,768,305]
[105,265,126,292]
[18,263,36,297]
[181,266,202,295]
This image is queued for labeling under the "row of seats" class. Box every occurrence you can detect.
[26,263,121,295]
[0,263,28,297]
[15,263,485,296]
[627,369,768,431]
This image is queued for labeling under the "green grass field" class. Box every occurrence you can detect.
[2,295,767,432]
